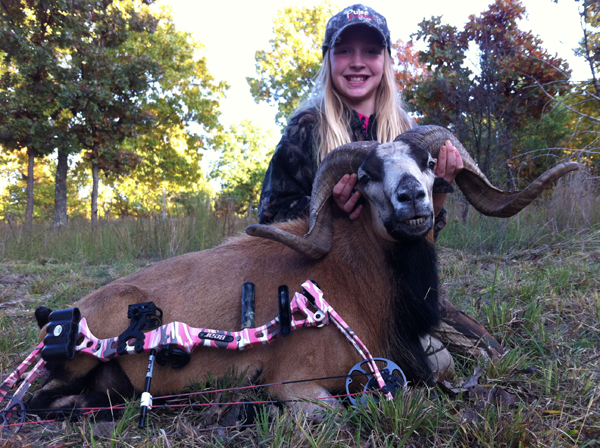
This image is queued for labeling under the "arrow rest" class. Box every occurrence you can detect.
[117,302,163,356]
[156,344,191,369]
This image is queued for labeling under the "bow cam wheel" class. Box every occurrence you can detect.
[345,358,407,405]
[1,396,27,434]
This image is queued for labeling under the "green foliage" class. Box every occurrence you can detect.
[210,120,273,216]
[0,150,89,222]
[115,10,228,192]
[509,104,573,184]
[246,2,336,129]
[0,0,84,227]
[0,1,228,224]
[0,0,71,157]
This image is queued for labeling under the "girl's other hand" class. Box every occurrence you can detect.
[332,173,363,220]
[435,140,464,183]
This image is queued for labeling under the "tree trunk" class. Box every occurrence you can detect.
[581,1,600,101]
[162,186,167,220]
[460,194,470,224]
[25,148,36,231]
[91,160,99,231]
[52,150,69,229]
[503,129,516,191]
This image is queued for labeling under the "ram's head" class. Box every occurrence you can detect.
[248,125,579,258]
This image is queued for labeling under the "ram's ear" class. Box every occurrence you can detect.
[433,178,454,194]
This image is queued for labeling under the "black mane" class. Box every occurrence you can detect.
[383,238,440,384]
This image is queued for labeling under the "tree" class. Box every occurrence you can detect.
[1,2,227,226]
[99,10,228,218]
[125,12,226,197]
[53,0,163,230]
[0,0,157,229]
[210,120,273,217]
[247,2,335,129]
[575,0,600,98]
[393,39,428,111]
[562,0,600,171]
[399,0,572,186]
[537,0,600,172]
[0,0,71,230]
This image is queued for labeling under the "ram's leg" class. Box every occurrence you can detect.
[432,298,506,359]
[268,382,342,417]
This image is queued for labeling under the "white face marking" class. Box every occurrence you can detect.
[381,147,434,207]
[358,141,436,241]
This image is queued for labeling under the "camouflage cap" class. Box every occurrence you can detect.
[322,4,391,57]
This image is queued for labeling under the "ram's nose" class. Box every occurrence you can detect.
[394,174,429,210]
[396,188,426,205]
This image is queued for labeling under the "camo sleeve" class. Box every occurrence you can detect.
[258,110,320,224]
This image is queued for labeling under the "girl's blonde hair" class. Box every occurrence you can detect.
[302,49,414,163]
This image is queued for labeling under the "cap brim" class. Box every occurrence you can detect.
[324,22,389,54]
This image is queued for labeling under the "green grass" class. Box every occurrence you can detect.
[1,186,599,446]
[0,195,252,264]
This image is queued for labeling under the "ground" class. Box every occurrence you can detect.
[1,239,599,446]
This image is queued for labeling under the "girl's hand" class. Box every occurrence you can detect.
[332,173,363,220]
[435,140,464,182]
[432,140,464,217]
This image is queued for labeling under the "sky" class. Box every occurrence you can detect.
[152,0,589,148]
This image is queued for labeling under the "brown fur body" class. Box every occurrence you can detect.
[30,214,440,412]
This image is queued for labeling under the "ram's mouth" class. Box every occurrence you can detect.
[385,213,433,241]
[404,217,427,226]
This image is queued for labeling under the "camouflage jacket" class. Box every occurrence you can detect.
[258,107,447,237]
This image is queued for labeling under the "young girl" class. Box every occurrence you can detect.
[258,3,464,233]
[258,4,503,369]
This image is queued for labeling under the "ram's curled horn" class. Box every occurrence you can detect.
[395,125,580,218]
[246,141,379,259]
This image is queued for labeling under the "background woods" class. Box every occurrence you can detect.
[0,0,228,227]
[0,0,598,227]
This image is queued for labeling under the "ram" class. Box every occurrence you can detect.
[29,125,578,414]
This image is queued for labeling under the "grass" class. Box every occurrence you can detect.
[0,194,252,264]
[1,179,600,446]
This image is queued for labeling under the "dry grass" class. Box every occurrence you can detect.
[1,178,599,447]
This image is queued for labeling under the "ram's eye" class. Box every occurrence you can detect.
[358,173,370,185]
[428,160,436,170]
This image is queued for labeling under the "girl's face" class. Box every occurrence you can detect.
[329,25,385,114]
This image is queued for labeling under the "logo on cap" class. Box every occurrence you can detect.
[345,9,374,21]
